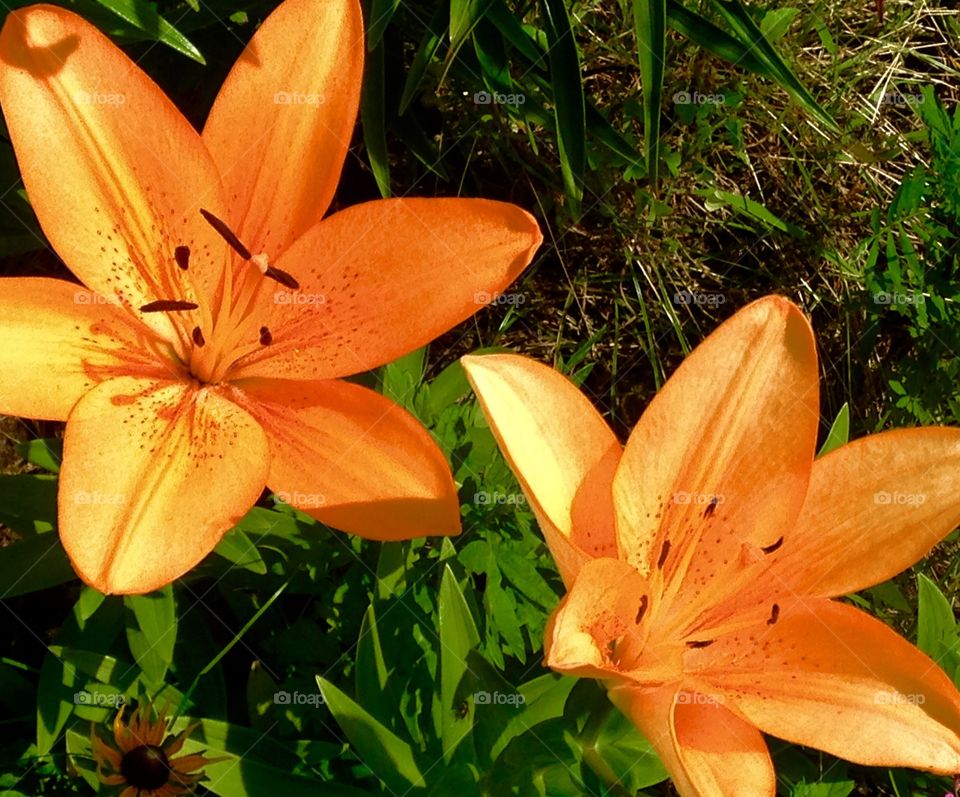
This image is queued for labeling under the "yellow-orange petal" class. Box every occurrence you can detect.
[544,557,650,679]
[693,598,960,772]
[763,427,960,599]
[462,353,620,587]
[224,198,542,382]
[608,684,775,797]
[60,377,269,594]
[232,377,459,540]
[202,0,364,256]
[0,5,230,343]
[0,278,169,420]
[612,296,818,610]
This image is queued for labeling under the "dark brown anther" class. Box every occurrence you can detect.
[635,594,648,624]
[174,245,190,270]
[192,326,205,347]
[264,265,300,290]
[140,300,199,313]
[686,639,714,649]
[767,603,780,626]
[761,536,784,555]
[657,539,671,569]
[200,208,252,260]
[703,496,718,519]
[259,326,273,346]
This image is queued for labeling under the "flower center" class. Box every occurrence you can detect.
[120,744,170,790]
[143,209,301,385]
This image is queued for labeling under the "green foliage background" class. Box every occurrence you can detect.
[1,0,959,795]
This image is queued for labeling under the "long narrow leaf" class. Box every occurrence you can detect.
[541,0,586,216]
[632,0,667,185]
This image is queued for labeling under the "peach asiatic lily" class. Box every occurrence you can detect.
[463,296,960,796]
[0,0,541,594]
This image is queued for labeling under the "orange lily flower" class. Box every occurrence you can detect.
[463,296,960,795]
[0,0,541,594]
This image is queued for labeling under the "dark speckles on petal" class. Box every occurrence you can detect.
[657,539,671,569]
[767,603,780,625]
[259,327,273,346]
[761,536,784,554]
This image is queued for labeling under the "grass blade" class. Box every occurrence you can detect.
[632,0,667,186]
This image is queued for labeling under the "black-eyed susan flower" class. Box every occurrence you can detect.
[91,703,219,796]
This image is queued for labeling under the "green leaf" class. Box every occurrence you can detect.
[917,573,958,669]
[354,604,391,725]
[0,532,75,598]
[125,585,177,685]
[213,528,268,574]
[361,38,391,197]
[817,402,850,457]
[367,0,400,48]
[398,5,449,115]
[316,675,426,791]
[632,0,666,185]
[93,0,205,63]
[541,0,585,216]
[439,565,481,760]
[450,0,494,54]
[760,7,800,42]
[0,473,57,533]
[707,0,837,132]
[14,438,61,473]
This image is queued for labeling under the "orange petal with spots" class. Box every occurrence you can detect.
[0,5,230,342]
[692,598,960,772]
[762,427,960,599]
[202,0,364,256]
[234,377,459,540]
[0,278,170,420]
[544,557,651,679]
[60,377,269,594]
[612,296,818,617]
[462,353,620,588]
[224,198,542,382]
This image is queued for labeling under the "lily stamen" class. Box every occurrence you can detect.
[140,300,199,313]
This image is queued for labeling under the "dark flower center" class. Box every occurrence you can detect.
[120,744,170,790]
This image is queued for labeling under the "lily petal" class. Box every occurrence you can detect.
[233,377,459,540]
[544,557,650,679]
[225,198,542,382]
[462,353,620,587]
[612,296,818,610]
[60,377,269,594]
[0,5,230,340]
[202,0,364,255]
[608,684,775,797]
[693,597,960,772]
[763,428,960,599]
[0,278,170,420]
